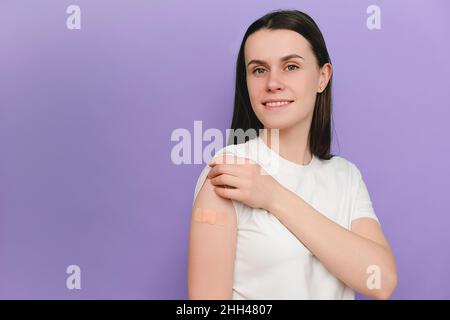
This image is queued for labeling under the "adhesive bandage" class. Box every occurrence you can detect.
[193,208,228,226]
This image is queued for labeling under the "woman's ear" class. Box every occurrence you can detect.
[317,63,333,93]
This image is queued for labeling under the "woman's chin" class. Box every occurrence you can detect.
[260,120,295,131]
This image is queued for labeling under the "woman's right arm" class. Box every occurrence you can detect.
[187,175,238,299]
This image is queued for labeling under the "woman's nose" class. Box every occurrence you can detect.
[265,71,285,91]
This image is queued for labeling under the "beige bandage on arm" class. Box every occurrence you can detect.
[188,177,237,300]
[193,208,228,226]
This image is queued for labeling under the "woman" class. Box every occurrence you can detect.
[188,9,397,300]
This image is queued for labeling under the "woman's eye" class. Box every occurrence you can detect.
[253,67,265,75]
[252,65,298,75]
[286,64,299,72]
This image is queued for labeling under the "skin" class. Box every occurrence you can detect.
[246,28,331,165]
[188,29,398,300]
[188,157,238,300]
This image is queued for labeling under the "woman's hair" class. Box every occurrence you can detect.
[229,9,335,160]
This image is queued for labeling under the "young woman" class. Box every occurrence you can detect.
[188,9,397,300]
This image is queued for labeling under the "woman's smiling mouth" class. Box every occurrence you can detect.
[263,100,294,110]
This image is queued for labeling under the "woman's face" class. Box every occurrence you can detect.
[244,28,331,131]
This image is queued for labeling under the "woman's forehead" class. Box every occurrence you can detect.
[244,29,311,62]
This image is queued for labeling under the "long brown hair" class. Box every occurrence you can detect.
[229,9,335,160]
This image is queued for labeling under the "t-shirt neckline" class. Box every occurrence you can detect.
[256,135,317,172]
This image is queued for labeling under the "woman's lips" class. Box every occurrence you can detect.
[263,101,293,110]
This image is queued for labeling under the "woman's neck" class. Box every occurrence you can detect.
[261,126,312,166]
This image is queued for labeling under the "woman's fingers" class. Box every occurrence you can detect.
[209,174,242,189]
[209,155,252,167]
[213,185,242,202]
[207,164,242,179]
[208,156,255,179]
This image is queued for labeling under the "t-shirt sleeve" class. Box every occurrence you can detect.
[193,165,211,206]
[350,164,380,224]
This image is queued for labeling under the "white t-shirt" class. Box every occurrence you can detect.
[193,135,379,300]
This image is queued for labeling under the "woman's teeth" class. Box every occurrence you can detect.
[265,101,292,107]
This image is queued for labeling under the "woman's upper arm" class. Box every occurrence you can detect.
[187,176,237,300]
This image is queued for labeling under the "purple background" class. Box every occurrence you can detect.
[1,0,449,299]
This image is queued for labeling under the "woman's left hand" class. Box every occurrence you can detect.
[207,155,283,211]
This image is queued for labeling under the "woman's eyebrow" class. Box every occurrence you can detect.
[247,54,304,67]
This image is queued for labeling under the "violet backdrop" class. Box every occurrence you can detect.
[0,0,449,299]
